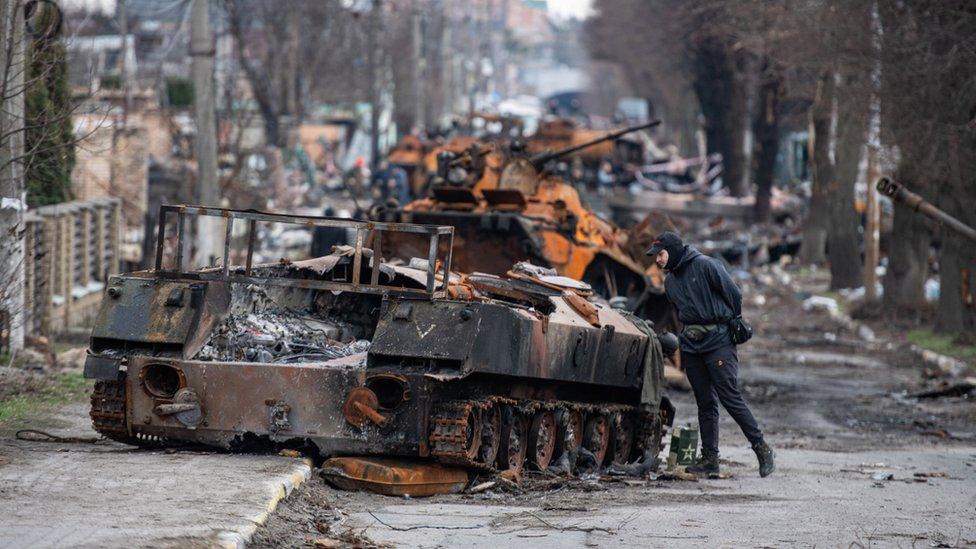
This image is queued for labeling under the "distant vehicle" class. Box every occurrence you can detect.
[377,121,676,329]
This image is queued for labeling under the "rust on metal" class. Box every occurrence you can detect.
[321,457,469,497]
[379,122,674,327]
[878,178,976,242]
[343,387,385,428]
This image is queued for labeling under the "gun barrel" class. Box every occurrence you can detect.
[530,119,662,167]
[877,177,976,242]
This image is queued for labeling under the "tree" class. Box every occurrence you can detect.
[878,0,976,336]
[24,2,74,207]
[752,59,783,223]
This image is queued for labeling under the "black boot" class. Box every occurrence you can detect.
[686,451,719,476]
[753,441,775,477]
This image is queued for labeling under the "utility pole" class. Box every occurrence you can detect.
[411,4,424,132]
[440,1,454,121]
[118,0,132,123]
[0,0,26,354]
[190,0,220,267]
[367,0,383,171]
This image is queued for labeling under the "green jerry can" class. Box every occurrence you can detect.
[667,425,699,469]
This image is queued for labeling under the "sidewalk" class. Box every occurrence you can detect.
[0,403,310,548]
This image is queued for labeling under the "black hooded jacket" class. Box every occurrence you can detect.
[663,246,743,353]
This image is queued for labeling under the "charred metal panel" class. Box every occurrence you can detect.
[91,276,229,356]
[125,355,428,456]
[461,298,644,389]
[369,299,481,362]
[83,353,122,380]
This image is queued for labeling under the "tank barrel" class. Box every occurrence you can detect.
[530,119,662,168]
[877,177,976,242]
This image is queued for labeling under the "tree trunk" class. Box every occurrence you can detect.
[934,131,976,340]
[827,74,867,289]
[882,199,930,316]
[226,0,283,148]
[752,60,782,223]
[692,37,750,197]
[799,69,834,265]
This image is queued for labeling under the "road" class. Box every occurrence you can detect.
[0,272,973,548]
[253,273,976,548]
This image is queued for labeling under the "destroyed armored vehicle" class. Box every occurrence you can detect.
[84,206,674,473]
[376,121,675,328]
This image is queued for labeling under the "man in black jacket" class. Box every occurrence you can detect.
[647,231,775,477]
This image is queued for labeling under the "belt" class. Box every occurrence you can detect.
[682,323,719,342]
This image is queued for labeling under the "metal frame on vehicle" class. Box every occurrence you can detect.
[153,204,455,299]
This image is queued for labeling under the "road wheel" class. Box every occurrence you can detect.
[477,404,501,467]
[527,410,557,470]
[608,411,635,465]
[496,406,528,472]
[583,413,610,465]
[554,407,583,459]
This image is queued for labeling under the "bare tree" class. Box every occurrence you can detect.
[1,0,106,351]
[879,0,976,336]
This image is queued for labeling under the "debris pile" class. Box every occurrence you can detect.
[196,311,370,364]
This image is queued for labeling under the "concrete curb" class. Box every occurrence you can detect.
[907,344,971,377]
[217,457,313,549]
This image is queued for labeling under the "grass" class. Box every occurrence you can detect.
[0,372,91,428]
[907,328,976,365]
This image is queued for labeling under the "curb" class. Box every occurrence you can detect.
[217,457,313,549]
[908,344,971,377]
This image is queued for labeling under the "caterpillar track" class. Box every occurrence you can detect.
[90,379,165,447]
[429,397,666,472]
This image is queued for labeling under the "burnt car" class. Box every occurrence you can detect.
[84,205,673,472]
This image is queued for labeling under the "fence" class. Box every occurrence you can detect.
[23,197,121,337]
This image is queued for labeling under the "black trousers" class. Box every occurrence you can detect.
[683,344,764,456]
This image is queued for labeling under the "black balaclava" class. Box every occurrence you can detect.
[664,241,685,270]
[646,231,685,271]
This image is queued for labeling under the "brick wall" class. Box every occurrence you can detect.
[72,115,148,265]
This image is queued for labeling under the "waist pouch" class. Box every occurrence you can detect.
[682,324,717,342]
[728,316,753,345]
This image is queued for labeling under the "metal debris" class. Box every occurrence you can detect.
[196,310,370,364]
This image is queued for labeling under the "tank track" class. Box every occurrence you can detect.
[429,397,514,472]
[429,397,653,472]
[90,379,166,447]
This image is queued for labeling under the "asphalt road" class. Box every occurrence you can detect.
[1,271,973,548]
[253,273,976,548]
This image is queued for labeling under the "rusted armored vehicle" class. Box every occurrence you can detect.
[387,113,525,199]
[84,206,674,473]
[376,121,674,327]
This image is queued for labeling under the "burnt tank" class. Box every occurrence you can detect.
[376,121,674,327]
[84,206,674,472]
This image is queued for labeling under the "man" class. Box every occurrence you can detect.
[647,231,775,477]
